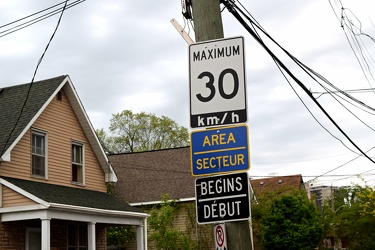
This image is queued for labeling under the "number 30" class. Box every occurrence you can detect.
[196,68,239,102]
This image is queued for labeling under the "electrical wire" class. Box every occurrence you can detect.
[0,0,85,38]
[0,0,69,157]
[220,0,375,187]
[237,1,375,117]
[310,146,375,183]
[222,0,375,162]
[328,0,375,95]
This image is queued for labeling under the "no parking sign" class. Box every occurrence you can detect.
[214,223,227,250]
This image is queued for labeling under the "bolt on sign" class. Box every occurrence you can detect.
[189,36,247,128]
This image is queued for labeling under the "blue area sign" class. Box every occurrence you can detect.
[190,125,250,176]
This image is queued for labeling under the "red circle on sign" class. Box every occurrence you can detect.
[215,225,225,247]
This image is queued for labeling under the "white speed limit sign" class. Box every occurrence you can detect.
[189,36,247,128]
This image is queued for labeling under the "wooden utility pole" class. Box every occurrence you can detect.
[191,0,223,41]
[191,0,252,249]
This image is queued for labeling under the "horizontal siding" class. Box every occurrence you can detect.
[0,130,32,179]
[0,90,106,192]
[2,185,36,207]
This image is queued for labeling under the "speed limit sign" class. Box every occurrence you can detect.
[189,36,247,128]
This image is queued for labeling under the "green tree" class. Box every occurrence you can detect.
[98,111,189,248]
[328,185,375,250]
[147,195,197,250]
[107,226,136,249]
[260,194,323,250]
[96,110,189,154]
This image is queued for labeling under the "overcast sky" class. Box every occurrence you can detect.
[1,0,375,186]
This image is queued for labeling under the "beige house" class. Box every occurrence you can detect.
[0,75,148,249]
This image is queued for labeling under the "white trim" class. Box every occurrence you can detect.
[136,223,144,250]
[49,202,149,218]
[0,204,48,213]
[62,79,118,182]
[41,218,51,250]
[31,129,48,179]
[0,178,49,206]
[144,218,148,250]
[0,77,69,162]
[88,222,96,250]
[0,151,10,161]
[130,197,195,206]
[2,208,147,226]
[0,76,118,183]
[71,140,85,185]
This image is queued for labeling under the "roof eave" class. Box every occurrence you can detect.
[62,78,118,182]
[49,203,149,218]
[0,77,69,162]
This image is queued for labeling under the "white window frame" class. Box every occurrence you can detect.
[71,141,85,185]
[31,129,48,179]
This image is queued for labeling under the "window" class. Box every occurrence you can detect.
[68,224,87,250]
[26,228,41,250]
[31,130,47,178]
[72,142,84,184]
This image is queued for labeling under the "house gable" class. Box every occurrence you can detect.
[0,76,116,191]
[0,76,149,250]
[0,76,64,161]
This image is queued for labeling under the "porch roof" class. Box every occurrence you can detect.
[1,176,145,215]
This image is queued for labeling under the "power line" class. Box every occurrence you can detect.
[0,1,69,157]
[0,0,85,38]
[328,0,375,93]
[222,0,375,164]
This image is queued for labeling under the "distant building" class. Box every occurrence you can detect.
[250,174,306,201]
[306,183,339,207]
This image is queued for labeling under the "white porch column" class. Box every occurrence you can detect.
[41,218,51,250]
[88,222,96,250]
[136,222,145,250]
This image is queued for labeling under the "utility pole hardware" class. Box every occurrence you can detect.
[190,0,252,249]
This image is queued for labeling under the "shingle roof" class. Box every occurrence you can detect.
[250,174,305,198]
[109,147,195,204]
[1,176,143,214]
[0,76,67,156]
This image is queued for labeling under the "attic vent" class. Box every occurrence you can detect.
[57,91,62,101]
[278,180,283,184]
[260,181,264,186]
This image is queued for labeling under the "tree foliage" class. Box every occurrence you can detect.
[107,226,136,249]
[96,110,189,154]
[258,193,322,250]
[321,185,375,250]
[147,195,197,250]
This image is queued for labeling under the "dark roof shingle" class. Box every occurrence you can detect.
[0,76,67,155]
[2,176,143,213]
[250,174,305,197]
[109,147,195,203]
